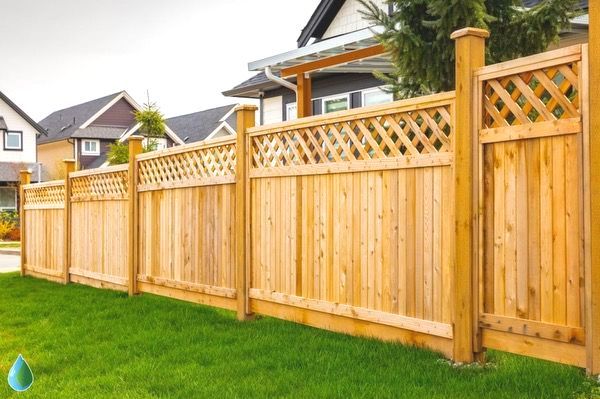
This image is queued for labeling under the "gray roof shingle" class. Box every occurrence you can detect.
[523,0,587,7]
[0,162,41,182]
[38,92,121,144]
[71,126,127,140]
[166,104,238,143]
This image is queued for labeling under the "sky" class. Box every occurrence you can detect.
[0,0,320,121]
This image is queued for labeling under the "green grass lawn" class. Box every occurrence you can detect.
[0,241,20,249]
[0,273,598,399]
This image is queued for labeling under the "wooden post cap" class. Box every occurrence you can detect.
[235,105,258,112]
[128,135,144,142]
[450,27,490,40]
[62,159,76,165]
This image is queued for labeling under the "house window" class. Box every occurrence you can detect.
[0,187,17,210]
[143,137,168,151]
[82,139,100,155]
[4,131,22,151]
[322,94,349,114]
[363,88,394,107]
[286,103,297,121]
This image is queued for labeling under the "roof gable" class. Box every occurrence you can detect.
[166,104,238,143]
[0,90,47,136]
[38,92,122,144]
[298,0,346,47]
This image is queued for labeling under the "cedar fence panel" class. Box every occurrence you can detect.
[21,181,66,282]
[68,165,130,290]
[135,137,237,310]
[477,44,588,367]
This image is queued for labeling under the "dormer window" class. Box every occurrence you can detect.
[4,131,22,151]
[82,139,100,155]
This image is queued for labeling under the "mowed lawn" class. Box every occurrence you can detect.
[0,273,598,398]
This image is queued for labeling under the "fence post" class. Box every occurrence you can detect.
[62,159,76,284]
[450,27,489,364]
[586,1,600,376]
[128,136,144,296]
[235,105,257,321]
[19,170,32,277]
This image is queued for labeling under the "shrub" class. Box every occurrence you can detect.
[0,219,15,240]
[7,227,20,241]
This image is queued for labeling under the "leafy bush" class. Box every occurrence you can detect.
[0,210,18,241]
[0,219,15,240]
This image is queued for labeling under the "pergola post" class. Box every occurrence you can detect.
[297,73,312,118]
[450,27,489,364]
[586,1,600,376]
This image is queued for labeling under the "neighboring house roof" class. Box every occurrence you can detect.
[222,72,289,98]
[166,104,238,143]
[0,162,40,182]
[0,90,47,137]
[523,0,588,8]
[38,92,122,144]
[87,155,109,170]
[0,117,7,131]
[71,126,128,140]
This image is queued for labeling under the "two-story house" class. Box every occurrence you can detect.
[223,0,589,123]
[0,90,47,211]
[37,91,184,179]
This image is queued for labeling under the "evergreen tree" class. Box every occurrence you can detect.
[359,0,579,98]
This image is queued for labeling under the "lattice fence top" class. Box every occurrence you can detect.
[137,137,236,191]
[248,93,454,174]
[23,181,65,209]
[70,166,129,201]
[478,46,582,131]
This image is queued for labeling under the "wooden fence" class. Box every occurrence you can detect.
[20,36,597,372]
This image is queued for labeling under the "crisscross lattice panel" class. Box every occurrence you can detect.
[137,138,236,191]
[70,166,129,201]
[249,95,454,174]
[23,181,65,209]
[482,62,580,129]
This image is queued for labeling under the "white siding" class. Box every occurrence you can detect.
[322,0,387,40]
[0,98,37,163]
[262,96,283,125]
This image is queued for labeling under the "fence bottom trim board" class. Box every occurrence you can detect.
[70,274,128,292]
[479,314,585,345]
[249,289,453,339]
[137,275,237,299]
[70,268,128,287]
[250,298,453,358]
[137,281,237,311]
[24,265,64,279]
[481,329,586,368]
[23,269,65,284]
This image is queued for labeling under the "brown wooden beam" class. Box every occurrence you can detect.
[280,44,385,78]
[297,74,312,119]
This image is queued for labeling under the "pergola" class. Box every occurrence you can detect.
[247,28,391,118]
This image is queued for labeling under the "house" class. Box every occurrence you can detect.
[0,90,47,211]
[223,0,589,124]
[166,104,238,144]
[37,91,184,179]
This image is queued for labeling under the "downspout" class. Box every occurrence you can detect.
[265,67,297,93]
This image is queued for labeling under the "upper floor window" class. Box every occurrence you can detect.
[143,137,168,152]
[4,131,22,151]
[323,94,349,114]
[363,88,394,107]
[82,139,100,155]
